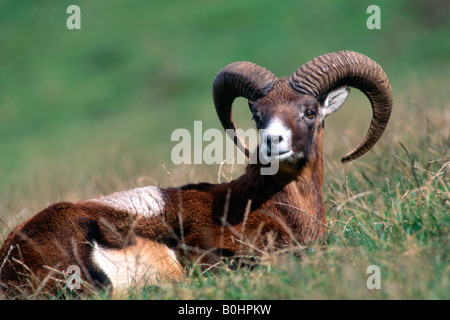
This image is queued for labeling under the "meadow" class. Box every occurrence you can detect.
[0,0,448,299]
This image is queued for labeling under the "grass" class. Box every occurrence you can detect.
[0,0,449,299]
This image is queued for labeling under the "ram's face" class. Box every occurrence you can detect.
[249,82,320,170]
[249,80,350,172]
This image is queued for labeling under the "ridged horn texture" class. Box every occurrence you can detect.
[289,51,393,163]
[213,61,278,157]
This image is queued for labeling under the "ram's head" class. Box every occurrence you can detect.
[212,51,393,173]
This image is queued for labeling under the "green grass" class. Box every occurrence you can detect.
[0,0,449,299]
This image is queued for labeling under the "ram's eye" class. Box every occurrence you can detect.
[305,110,316,119]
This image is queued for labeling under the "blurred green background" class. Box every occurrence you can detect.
[0,0,449,198]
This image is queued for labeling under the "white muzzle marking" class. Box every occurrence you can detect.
[259,117,293,162]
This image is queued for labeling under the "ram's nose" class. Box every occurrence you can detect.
[260,117,292,159]
[265,135,284,157]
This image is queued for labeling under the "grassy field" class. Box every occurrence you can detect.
[0,0,448,299]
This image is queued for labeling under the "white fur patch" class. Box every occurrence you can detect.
[91,186,165,218]
[259,117,293,161]
[92,239,182,289]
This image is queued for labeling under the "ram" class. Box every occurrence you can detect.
[0,51,392,296]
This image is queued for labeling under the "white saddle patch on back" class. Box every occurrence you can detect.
[91,186,166,218]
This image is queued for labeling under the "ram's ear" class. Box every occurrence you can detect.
[319,86,350,119]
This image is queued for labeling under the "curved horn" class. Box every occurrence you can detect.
[289,51,393,163]
[213,61,278,157]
